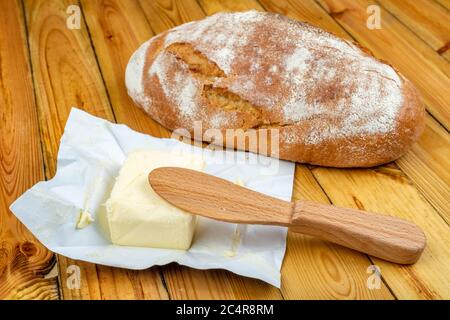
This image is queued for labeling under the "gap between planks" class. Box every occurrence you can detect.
[0,0,59,300]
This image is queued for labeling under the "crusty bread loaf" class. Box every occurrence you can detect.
[125,11,425,167]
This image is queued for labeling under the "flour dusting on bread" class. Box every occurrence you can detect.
[165,11,264,74]
[125,40,152,111]
[149,51,200,119]
[125,11,424,167]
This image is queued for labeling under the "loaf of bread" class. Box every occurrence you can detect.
[125,11,424,167]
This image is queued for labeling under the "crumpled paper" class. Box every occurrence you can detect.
[10,108,295,287]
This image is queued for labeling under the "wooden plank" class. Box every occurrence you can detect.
[0,0,58,300]
[139,0,205,34]
[312,166,450,299]
[24,0,168,300]
[396,116,450,223]
[435,0,450,11]
[199,0,394,300]
[258,0,450,299]
[258,0,350,39]
[283,166,394,299]
[434,0,450,62]
[24,0,114,175]
[315,0,450,130]
[377,0,450,53]
[163,264,284,299]
[442,50,450,62]
[260,0,450,240]
[432,0,450,61]
[198,0,264,13]
[57,259,168,299]
[80,0,169,137]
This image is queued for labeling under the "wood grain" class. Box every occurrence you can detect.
[198,0,264,13]
[432,0,450,62]
[0,0,58,300]
[259,0,350,39]
[435,0,450,11]
[315,0,450,130]
[434,0,450,62]
[292,200,426,264]
[23,0,168,300]
[312,166,450,299]
[396,116,450,223]
[80,0,169,137]
[139,0,205,34]
[442,49,450,62]
[24,0,114,176]
[163,264,283,300]
[284,166,394,299]
[377,0,450,53]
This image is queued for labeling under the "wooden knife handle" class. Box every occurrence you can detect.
[290,200,426,264]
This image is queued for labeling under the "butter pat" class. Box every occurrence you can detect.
[105,150,204,250]
[76,210,94,229]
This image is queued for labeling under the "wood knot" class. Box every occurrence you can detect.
[352,196,365,210]
[329,8,350,19]
[19,241,37,257]
[105,32,114,41]
[0,246,8,268]
[437,42,449,54]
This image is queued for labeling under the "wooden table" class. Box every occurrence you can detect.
[1,0,449,300]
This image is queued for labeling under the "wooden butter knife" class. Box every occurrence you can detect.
[148,167,426,264]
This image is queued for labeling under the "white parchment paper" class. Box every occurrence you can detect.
[10,108,295,287]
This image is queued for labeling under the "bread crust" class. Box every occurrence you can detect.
[125,11,425,167]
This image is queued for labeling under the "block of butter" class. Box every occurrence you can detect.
[105,149,204,250]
